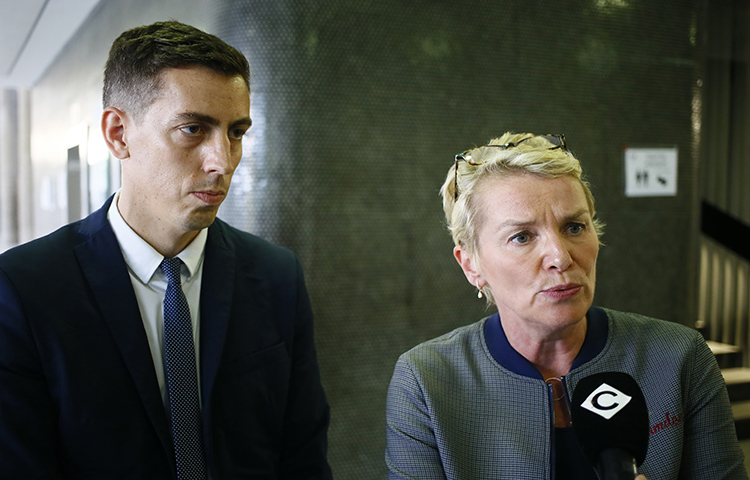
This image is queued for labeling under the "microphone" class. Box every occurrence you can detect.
[570,372,649,480]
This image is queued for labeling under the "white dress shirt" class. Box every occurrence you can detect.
[107,191,207,405]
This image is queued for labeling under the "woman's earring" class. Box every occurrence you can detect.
[477,286,484,299]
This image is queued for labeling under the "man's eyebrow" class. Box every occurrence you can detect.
[173,112,252,128]
[174,112,219,126]
[232,116,253,129]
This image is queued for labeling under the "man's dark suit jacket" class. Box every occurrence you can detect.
[0,197,332,479]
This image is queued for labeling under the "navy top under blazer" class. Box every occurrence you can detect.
[0,196,332,479]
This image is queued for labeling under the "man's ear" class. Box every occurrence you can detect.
[101,107,130,159]
[453,245,484,289]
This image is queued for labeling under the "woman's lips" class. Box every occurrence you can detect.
[541,283,583,300]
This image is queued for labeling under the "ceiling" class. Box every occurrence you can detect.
[0,0,103,88]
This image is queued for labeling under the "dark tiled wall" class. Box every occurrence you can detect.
[212,2,703,476]
[32,0,706,477]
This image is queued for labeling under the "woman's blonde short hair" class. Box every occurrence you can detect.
[440,132,604,290]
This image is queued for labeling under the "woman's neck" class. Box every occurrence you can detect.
[503,316,588,380]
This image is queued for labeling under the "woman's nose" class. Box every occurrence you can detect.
[542,235,573,272]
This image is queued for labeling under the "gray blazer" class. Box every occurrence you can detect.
[386,308,746,479]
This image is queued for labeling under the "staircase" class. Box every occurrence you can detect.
[697,234,750,440]
[710,341,750,439]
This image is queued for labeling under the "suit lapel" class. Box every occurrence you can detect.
[199,221,235,409]
[73,198,173,455]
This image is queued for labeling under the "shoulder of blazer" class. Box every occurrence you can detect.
[0,197,114,272]
[208,218,299,269]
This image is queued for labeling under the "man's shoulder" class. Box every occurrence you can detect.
[209,218,298,266]
[1,200,111,270]
[0,221,85,268]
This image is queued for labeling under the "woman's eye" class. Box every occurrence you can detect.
[567,223,585,234]
[510,232,531,244]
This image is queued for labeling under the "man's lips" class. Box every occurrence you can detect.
[192,190,226,205]
[540,283,583,300]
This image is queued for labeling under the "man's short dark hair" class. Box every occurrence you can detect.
[103,20,250,117]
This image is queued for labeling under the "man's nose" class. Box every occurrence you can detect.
[203,135,239,175]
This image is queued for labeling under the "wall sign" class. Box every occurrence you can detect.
[624,147,678,197]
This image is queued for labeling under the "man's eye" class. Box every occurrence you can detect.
[230,128,247,140]
[180,125,202,135]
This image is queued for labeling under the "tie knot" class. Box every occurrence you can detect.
[161,257,183,283]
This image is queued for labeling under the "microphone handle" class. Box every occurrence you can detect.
[596,448,638,480]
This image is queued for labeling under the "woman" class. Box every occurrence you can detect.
[385,133,746,479]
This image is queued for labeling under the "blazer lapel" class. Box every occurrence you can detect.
[73,198,172,455]
[199,220,235,408]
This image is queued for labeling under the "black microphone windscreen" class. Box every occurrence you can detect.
[570,372,649,467]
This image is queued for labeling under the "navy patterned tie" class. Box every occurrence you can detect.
[161,257,207,480]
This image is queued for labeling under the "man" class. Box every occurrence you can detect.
[0,21,332,479]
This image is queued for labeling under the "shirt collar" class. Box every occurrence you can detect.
[107,191,208,282]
